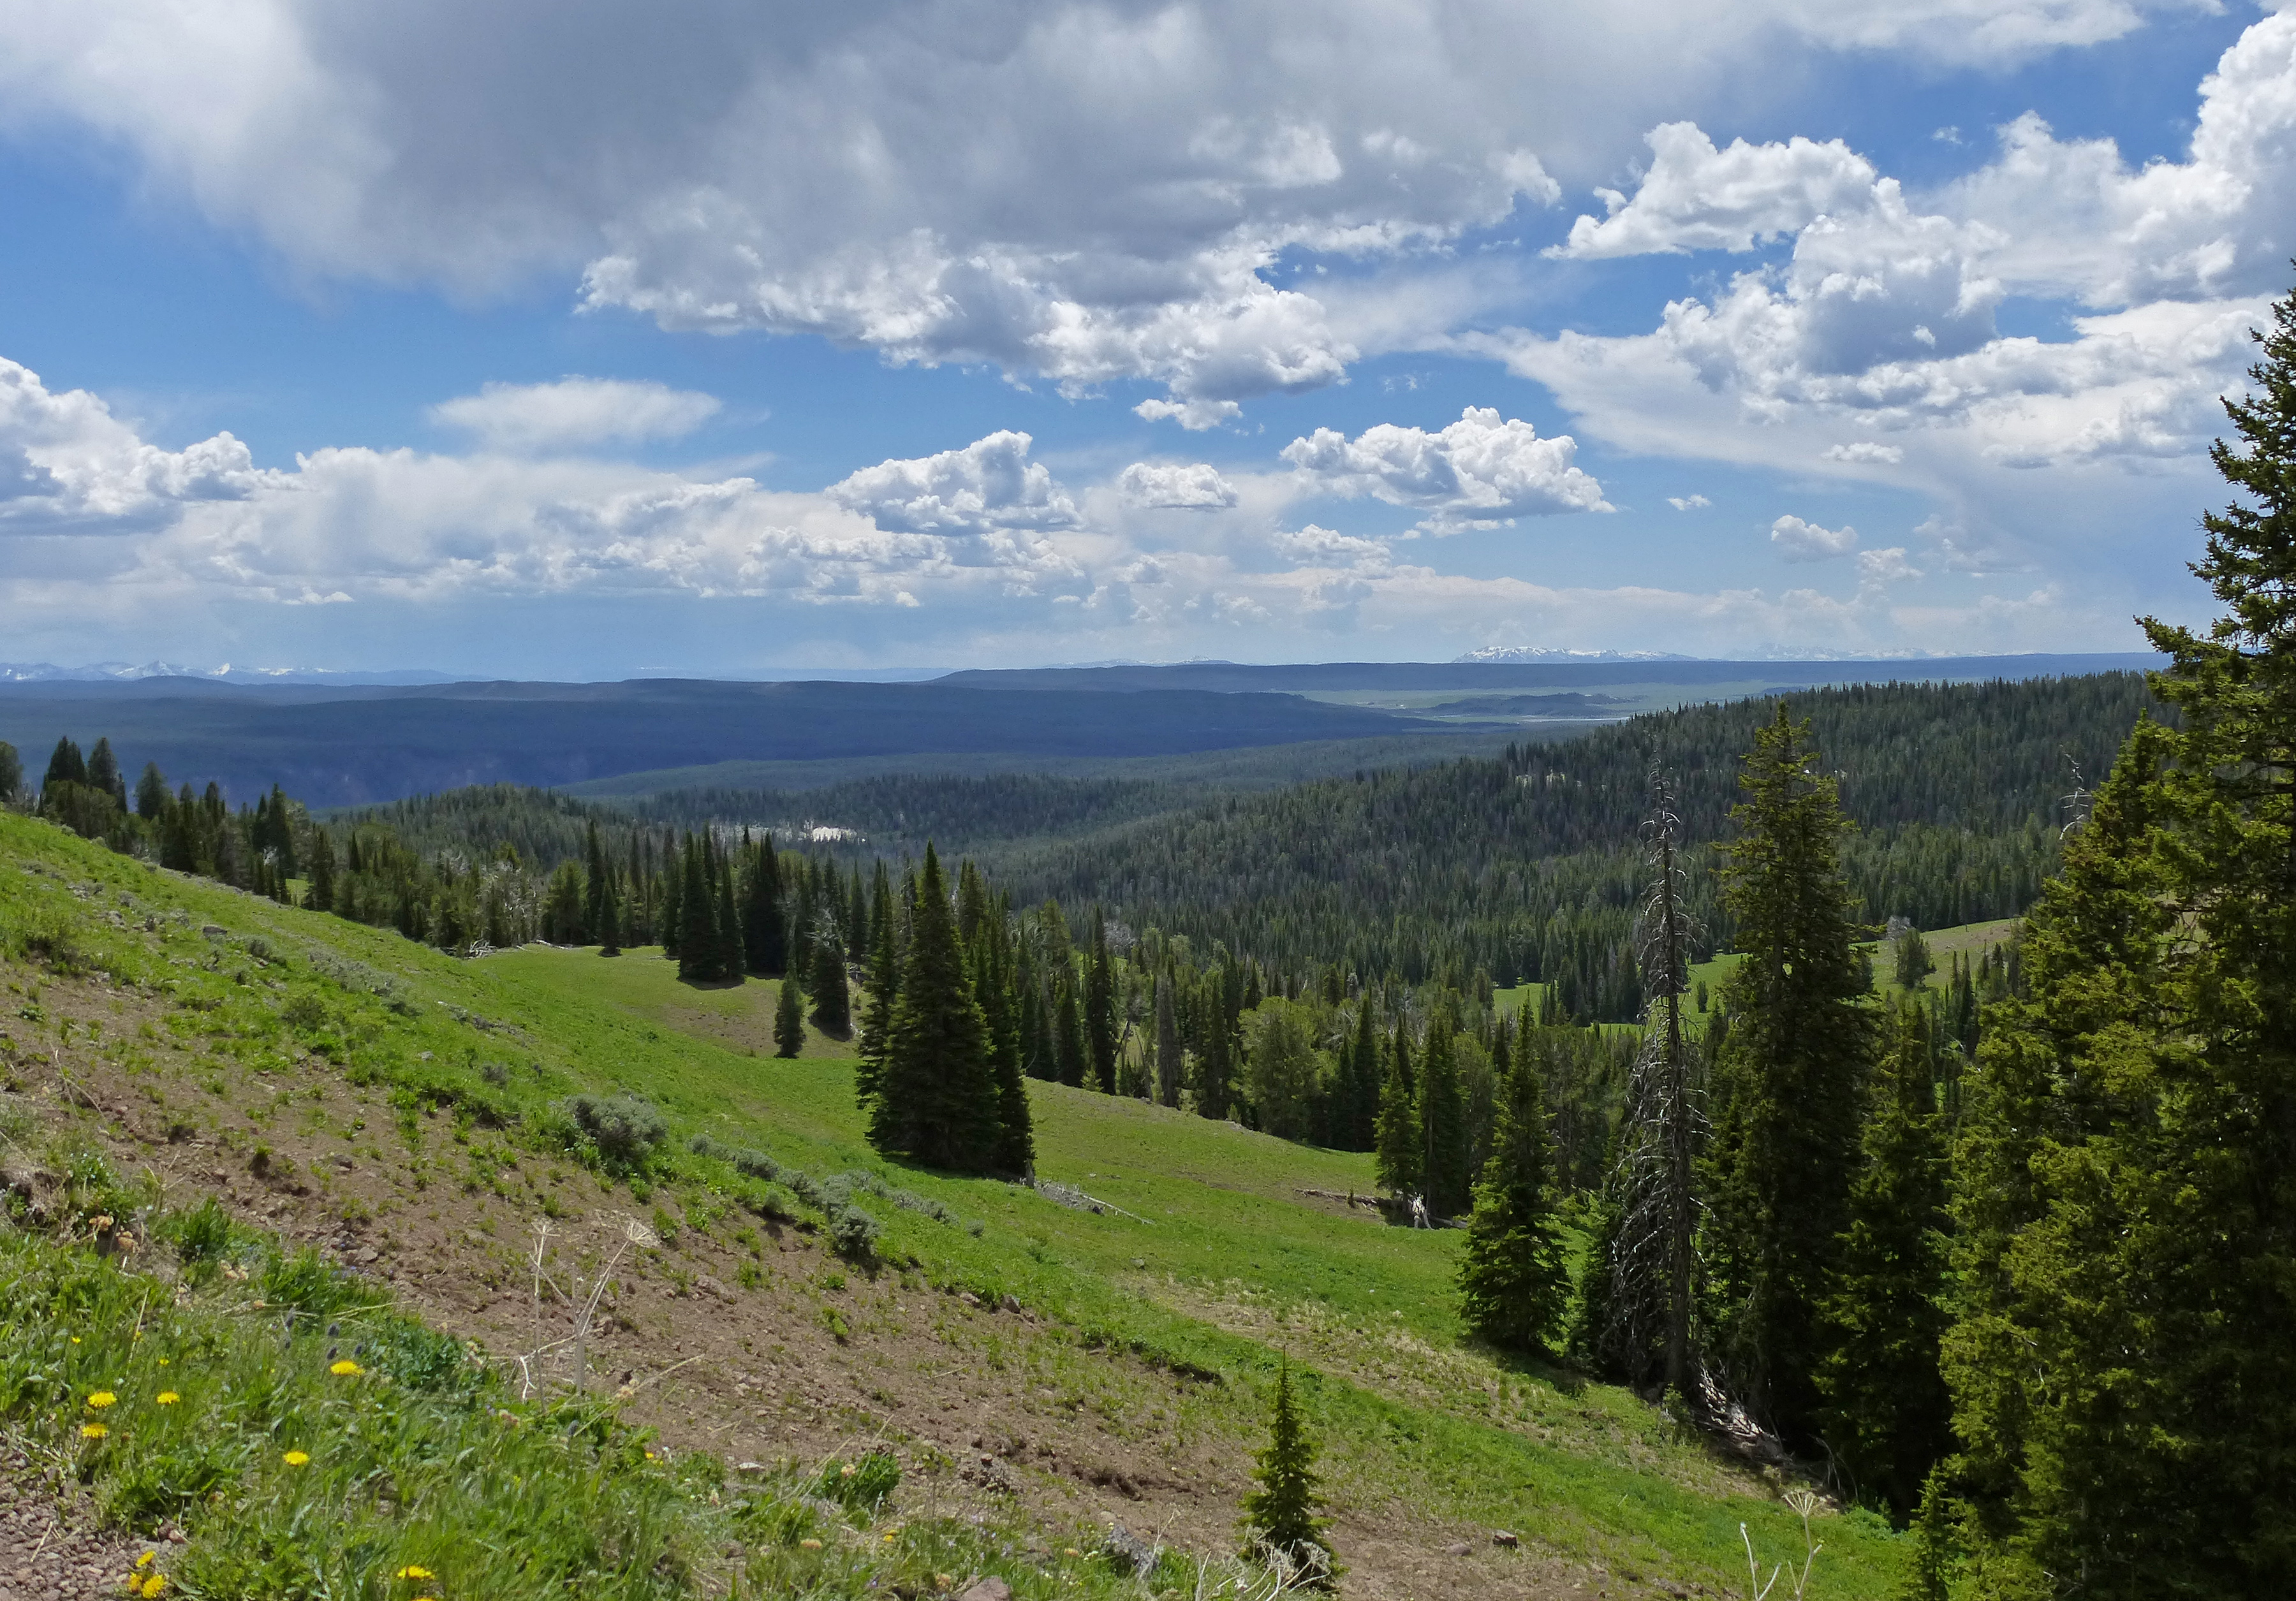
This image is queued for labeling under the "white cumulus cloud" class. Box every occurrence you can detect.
[1549,122,1878,258]
[429,377,721,453]
[1667,493,1712,509]
[1281,406,1610,529]
[1117,461,1239,510]
[1824,441,1904,464]
[1771,514,1858,561]
[1858,545,1922,582]
[0,358,268,531]
[826,432,1080,536]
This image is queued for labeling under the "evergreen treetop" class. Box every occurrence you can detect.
[1239,1361,1337,1588]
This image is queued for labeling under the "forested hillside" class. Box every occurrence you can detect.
[989,672,2161,1016]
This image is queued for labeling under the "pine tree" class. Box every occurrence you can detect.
[1816,1002,1951,1521]
[1418,1018,1470,1217]
[580,821,607,946]
[0,742,20,807]
[134,761,166,821]
[1154,969,1182,1108]
[856,882,899,1106]
[1937,275,2296,1593]
[774,976,806,1058]
[811,917,851,1035]
[1239,1361,1337,1588]
[1348,998,1381,1151]
[1702,705,1875,1444]
[869,844,999,1171]
[85,738,123,807]
[1085,907,1117,1093]
[676,837,717,982]
[976,910,1035,1175]
[305,828,337,915]
[596,870,621,956]
[42,736,85,794]
[1053,975,1086,1088]
[659,842,686,959]
[715,847,746,979]
[742,841,785,974]
[1373,1030,1422,1201]
[1457,1037,1568,1353]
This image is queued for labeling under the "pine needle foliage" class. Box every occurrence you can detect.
[1702,705,1874,1444]
[1457,1028,1569,1354]
[1239,1361,1337,1588]
[1941,274,2296,1597]
[868,844,999,1171]
[772,976,806,1059]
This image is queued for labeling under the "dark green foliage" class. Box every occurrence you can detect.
[774,976,806,1059]
[1053,976,1085,1088]
[566,1092,668,1168]
[1457,1035,1568,1354]
[855,870,897,1101]
[1817,1003,1952,1521]
[42,735,85,793]
[0,741,18,805]
[1239,1362,1337,1587]
[1372,1028,1420,1199]
[811,925,851,1035]
[85,737,124,807]
[1417,1018,1471,1217]
[1085,907,1117,1092]
[867,845,999,1171]
[1892,923,1934,988]
[742,837,786,974]
[1939,279,2296,1595]
[1702,706,1875,1443]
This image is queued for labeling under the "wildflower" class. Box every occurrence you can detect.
[135,1553,155,1570]
[87,1391,117,1408]
[281,1450,310,1466]
[156,1393,179,1405]
[82,1423,108,1439]
[140,1577,167,1598]
[800,1539,823,1551]
[329,1360,364,1377]
[394,1567,434,1581]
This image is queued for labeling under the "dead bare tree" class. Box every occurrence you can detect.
[1604,766,1706,1401]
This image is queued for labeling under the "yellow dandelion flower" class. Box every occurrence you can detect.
[156,1392,179,1405]
[413,1595,440,1601]
[158,1358,168,1366]
[70,1336,80,1345]
[329,1360,364,1377]
[140,1576,168,1598]
[82,1423,108,1439]
[394,1567,434,1581]
[135,1553,155,1570]
[87,1391,117,1408]
[281,1450,310,1466]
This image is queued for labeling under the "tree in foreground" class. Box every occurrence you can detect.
[1939,273,2296,1596]
[810,919,851,1035]
[1372,1027,1422,1203]
[1702,705,1874,1444]
[1239,1361,1337,1589]
[772,977,806,1059]
[1457,1036,1568,1354]
[1816,1002,1950,1521]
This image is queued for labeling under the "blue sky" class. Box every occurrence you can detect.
[0,1,2288,675]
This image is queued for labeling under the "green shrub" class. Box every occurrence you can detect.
[815,1450,900,1512]
[567,1093,668,1167]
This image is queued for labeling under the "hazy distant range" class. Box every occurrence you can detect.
[0,654,2161,808]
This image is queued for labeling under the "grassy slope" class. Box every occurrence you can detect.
[1,811,1907,1595]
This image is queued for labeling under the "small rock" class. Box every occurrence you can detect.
[956,1581,1012,1601]
[959,1290,982,1307]
[1443,1542,1473,1557]
[999,1293,1021,1313]
[200,925,226,939]
[1492,1531,1520,1549]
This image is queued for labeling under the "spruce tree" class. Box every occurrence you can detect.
[1418,1018,1470,1217]
[676,837,716,982]
[856,888,899,1105]
[134,761,166,821]
[975,910,1034,1175]
[1239,1361,1337,1588]
[1816,1002,1951,1521]
[305,829,337,915]
[715,847,745,979]
[1702,705,1874,1444]
[811,918,851,1035]
[742,841,786,974]
[1154,970,1182,1108]
[86,737,122,805]
[42,736,85,794]
[774,976,806,1058]
[1372,1033,1422,1201]
[0,742,20,806]
[1457,1039,1568,1354]
[1938,275,2296,1593]
[596,871,621,956]
[1085,907,1117,1093]
[1348,998,1381,1151]
[580,821,607,946]
[869,844,998,1171]
[1053,976,1086,1088]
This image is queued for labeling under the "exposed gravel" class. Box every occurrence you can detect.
[0,1454,164,1601]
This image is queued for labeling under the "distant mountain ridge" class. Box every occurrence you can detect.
[0,662,456,686]
[1452,646,1693,663]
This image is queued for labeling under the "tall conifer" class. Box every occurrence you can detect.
[1240,1362,1337,1588]
[869,844,998,1171]
[1702,705,1874,1443]
[1418,1018,1471,1217]
[1085,907,1117,1093]
[1817,1001,1951,1521]
[774,976,806,1058]
[1457,1037,1568,1354]
[1373,1034,1422,1201]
